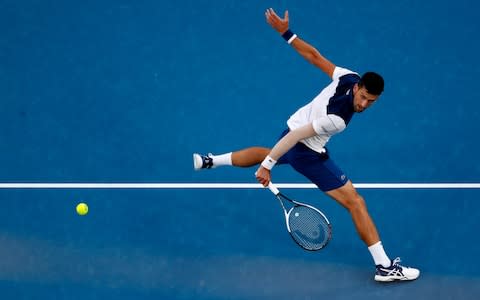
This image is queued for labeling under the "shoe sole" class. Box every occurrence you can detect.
[374,274,420,282]
[193,153,203,170]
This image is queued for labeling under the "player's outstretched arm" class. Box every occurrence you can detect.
[265,8,336,79]
[256,123,317,186]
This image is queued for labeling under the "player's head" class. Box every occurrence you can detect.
[353,72,384,113]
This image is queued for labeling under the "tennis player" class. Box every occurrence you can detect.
[193,8,419,282]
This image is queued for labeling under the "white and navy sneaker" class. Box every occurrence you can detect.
[193,153,214,170]
[374,257,420,282]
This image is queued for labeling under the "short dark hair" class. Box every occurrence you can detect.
[358,72,384,95]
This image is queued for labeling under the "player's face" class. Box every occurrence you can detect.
[353,84,379,113]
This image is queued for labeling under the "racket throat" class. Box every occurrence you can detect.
[285,208,294,232]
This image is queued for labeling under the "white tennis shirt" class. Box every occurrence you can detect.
[286,66,360,153]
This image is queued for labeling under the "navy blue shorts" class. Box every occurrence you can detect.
[276,129,349,192]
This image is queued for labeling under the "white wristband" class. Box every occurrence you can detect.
[287,34,297,44]
[261,155,277,170]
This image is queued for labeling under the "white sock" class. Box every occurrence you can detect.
[211,152,232,167]
[368,241,391,267]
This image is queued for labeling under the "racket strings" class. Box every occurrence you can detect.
[288,206,330,250]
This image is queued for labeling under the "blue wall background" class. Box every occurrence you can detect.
[1,0,479,299]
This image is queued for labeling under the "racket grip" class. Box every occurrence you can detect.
[267,182,280,196]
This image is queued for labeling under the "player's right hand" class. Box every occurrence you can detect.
[255,166,271,187]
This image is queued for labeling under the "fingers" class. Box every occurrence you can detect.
[257,178,270,187]
[265,8,280,23]
[257,177,269,187]
[269,8,280,19]
[265,7,289,33]
[255,168,271,187]
[265,10,273,25]
[265,8,275,25]
[265,8,286,20]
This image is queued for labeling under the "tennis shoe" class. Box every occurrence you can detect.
[193,153,214,170]
[374,257,420,282]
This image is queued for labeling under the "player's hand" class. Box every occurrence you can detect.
[255,166,271,187]
[265,8,289,34]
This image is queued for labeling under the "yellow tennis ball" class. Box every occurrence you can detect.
[76,202,89,216]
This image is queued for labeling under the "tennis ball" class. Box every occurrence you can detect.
[76,202,89,216]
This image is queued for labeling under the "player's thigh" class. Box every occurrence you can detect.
[290,156,349,192]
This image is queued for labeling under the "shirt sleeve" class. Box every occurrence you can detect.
[332,66,358,81]
[312,114,346,136]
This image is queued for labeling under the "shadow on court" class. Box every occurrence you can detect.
[1,232,479,300]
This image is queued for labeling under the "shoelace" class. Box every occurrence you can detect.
[203,154,214,168]
[391,257,406,270]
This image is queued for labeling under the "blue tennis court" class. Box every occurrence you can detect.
[1,1,479,299]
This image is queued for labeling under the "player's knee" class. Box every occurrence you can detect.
[346,194,367,213]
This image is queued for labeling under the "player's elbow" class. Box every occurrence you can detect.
[305,50,320,65]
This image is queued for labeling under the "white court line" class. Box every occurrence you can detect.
[0,183,480,189]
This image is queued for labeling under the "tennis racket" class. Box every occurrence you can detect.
[267,182,332,251]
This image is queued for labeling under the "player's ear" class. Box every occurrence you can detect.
[353,83,359,94]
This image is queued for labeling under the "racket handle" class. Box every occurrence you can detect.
[255,171,280,195]
[267,182,280,196]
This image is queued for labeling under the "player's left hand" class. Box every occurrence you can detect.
[265,8,289,34]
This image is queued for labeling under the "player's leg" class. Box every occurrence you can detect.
[232,147,271,167]
[194,129,290,170]
[287,145,419,282]
[326,181,420,281]
[325,181,380,247]
[288,149,386,259]
[193,147,270,169]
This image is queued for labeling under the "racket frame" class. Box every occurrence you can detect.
[268,182,332,251]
